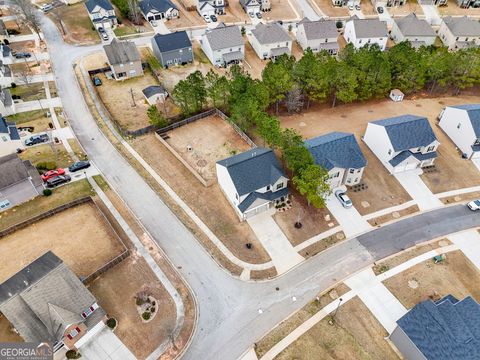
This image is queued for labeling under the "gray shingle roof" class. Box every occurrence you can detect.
[305,132,367,171]
[85,0,114,13]
[0,88,12,107]
[389,149,437,167]
[395,295,480,360]
[238,187,288,213]
[103,38,141,65]
[443,16,480,36]
[251,22,290,45]
[142,85,167,98]
[395,13,436,37]
[205,23,243,51]
[0,153,30,190]
[152,31,192,53]
[372,114,437,151]
[349,17,388,38]
[450,104,480,138]
[139,0,177,15]
[217,148,286,196]
[300,19,338,40]
[1,117,20,140]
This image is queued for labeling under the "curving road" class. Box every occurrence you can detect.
[39,16,480,360]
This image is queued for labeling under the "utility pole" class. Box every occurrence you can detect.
[130,88,136,107]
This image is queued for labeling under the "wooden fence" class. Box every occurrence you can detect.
[82,249,130,284]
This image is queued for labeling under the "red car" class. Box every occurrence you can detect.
[41,168,65,181]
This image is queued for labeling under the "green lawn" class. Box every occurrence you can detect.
[114,24,140,37]
[10,82,45,101]
[20,143,73,168]
[93,175,110,191]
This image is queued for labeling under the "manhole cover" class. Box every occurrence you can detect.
[197,159,207,167]
[299,121,306,127]
[392,211,400,218]
[361,201,370,208]
[408,279,419,289]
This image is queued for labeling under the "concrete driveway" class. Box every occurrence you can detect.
[326,188,372,238]
[376,3,393,25]
[80,326,136,360]
[420,4,442,25]
[394,168,442,211]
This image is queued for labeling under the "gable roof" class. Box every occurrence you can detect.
[152,31,192,53]
[139,0,177,15]
[300,18,338,40]
[103,38,141,65]
[450,104,480,138]
[251,22,290,45]
[0,117,19,140]
[305,132,367,171]
[395,13,436,37]
[0,153,31,189]
[142,85,167,98]
[348,17,388,38]
[238,187,288,212]
[204,23,243,51]
[443,16,480,36]
[371,114,437,151]
[85,0,114,13]
[395,296,480,360]
[217,148,286,196]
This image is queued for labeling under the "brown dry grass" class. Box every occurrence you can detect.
[88,255,176,359]
[360,0,377,15]
[313,0,349,16]
[0,202,125,282]
[49,4,100,44]
[383,250,480,309]
[441,190,480,205]
[250,267,278,279]
[5,20,31,35]
[19,143,73,168]
[165,0,206,30]
[275,297,400,360]
[0,315,22,342]
[438,2,480,15]
[243,40,267,79]
[367,204,419,226]
[298,231,346,258]
[388,0,424,16]
[263,0,300,21]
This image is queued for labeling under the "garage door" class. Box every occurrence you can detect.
[405,162,417,171]
[103,22,111,29]
[244,203,269,219]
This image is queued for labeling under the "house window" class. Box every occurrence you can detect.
[388,149,392,155]
[474,139,480,146]
[325,38,328,43]
[286,42,288,46]
[354,178,358,182]
[456,37,459,41]
[230,48,232,51]
[357,169,361,173]
[266,185,270,191]
[359,39,362,44]
[276,183,283,190]
[66,327,81,340]
[457,123,461,129]
[0,199,10,209]
[349,169,354,174]
[347,178,351,183]
[427,145,435,152]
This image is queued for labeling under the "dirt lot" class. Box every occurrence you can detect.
[11,60,50,76]
[438,2,480,15]
[261,0,300,21]
[5,20,31,35]
[130,133,272,264]
[313,0,349,16]
[275,296,399,360]
[279,94,480,214]
[164,0,206,30]
[0,202,125,282]
[360,0,377,15]
[384,250,480,309]
[89,255,176,359]
[49,4,100,44]
[164,115,252,183]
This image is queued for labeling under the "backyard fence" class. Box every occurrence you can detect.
[82,249,130,284]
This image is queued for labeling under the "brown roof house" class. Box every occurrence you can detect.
[103,38,143,81]
[0,251,106,352]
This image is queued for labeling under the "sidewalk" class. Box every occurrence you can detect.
[14,97,62,112]
[448,230,480,270]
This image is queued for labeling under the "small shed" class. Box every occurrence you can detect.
[142,85,168,105]
[390,89,404,102]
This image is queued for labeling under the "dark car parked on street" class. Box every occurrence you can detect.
[46,175,71,188]
[14,52,31,59]
[25,133,49,146]
[68,160,91,172]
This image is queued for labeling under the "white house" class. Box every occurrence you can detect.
[305,132,367,189]
[239,0,261,15]
[249,22,292,60]
[139,0,179,21]
[438,16,480,50]
[142,85,168,105]
[0,44,13,65]
[296,18,339,55]
[197,0,225,17]
[201,23,244,67]
[343,16,388,50]
[216,148,288,221]
[439,104,480,159]
[0,61,12,87]
[85,0,117,30]
[0,117,22,157]
[363,114,439,173]
[0,88,14,116]
[390,13,437,48]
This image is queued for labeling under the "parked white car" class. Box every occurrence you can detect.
[467,200,480,211]
[40,3,53,12]
[335,190,353,209]
[203,14,212,23]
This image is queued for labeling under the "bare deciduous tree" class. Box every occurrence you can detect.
[16,68,32,85]
[127,0,142,25]
[285,86,303,115]
[11,0,42,41]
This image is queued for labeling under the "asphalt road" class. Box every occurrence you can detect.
[39,15,480,360]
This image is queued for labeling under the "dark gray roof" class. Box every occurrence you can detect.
[443,16,480,36]
[451,104,480,138]
[349,17,388,38]
[396,295,480,360]
[0,87,12,107]
[389,150,437,167]
[85,0,114,13]
[139,0,177,15]
[372,115,437,151]
[205,23,243,51]
[300,19,338,40]
[251,23,290,45]
[1,117,19,140]
[152,31,192,53]
[1,44,10,58]
[238,187,288,213]
[305,132,367,171]
[103,38,141,65]
[142,85,167,98]
[217,148,286,196]
[0,153,30,189]
[395,13,436,37]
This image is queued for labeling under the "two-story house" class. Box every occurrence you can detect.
[390,13,437,48]
[103,38,143,80]
[151,31,194,68]
[438,16,480,50]
[139,0,179,21]
[363,114,439,174]
[296,18,339,55]
[85,0,117,30]
[197,0,225,18]
[305,132,367,189]
[0,60,12,87]
[216,148,288,220]
[457,0,480,8]
[0,117,22,157]
[343,16,388,50]
[240,0,261,16]
[439,104,480,160]
[417,0,447,5]
[201,23,244,67]
[249,22,292,60]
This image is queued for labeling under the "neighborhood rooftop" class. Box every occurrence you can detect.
[395,13,436,37]
[301,18,338,40]
[251,22,290,45]
[152,31,192,52]
[451,104,480,137]
[443,16,480,36]
[103,39,141,65]
[85,0,114,12]
[205,23,243,51]
[142,85,167,98]
[350,16,388,38]
[396,295,480,360]
[0,117,19,141]
[0,154,33,190]
[217,148,285,196]
[139,0,177,15]
[305,132,366,171]
[372,114,437,151]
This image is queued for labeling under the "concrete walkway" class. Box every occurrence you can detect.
[363,200,417,221]
[448,230,480,270]
[394,169,442,211]
[436,184,480,200]
[344,268,407,334]
[14,97,62,112]
[247,209,304,275]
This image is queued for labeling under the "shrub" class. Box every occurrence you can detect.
[106,317,117,329]
[147,105,168,128]
[36,162,57,171]
[66,350,81,359]
[336,20,343,29]
[135,297,145,306]
[10,82,16,88]
[43,189,52,196]
[11,94,20,100]
[142,311,151,320]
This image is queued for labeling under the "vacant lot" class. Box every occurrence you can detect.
[20,143,72,168]
[89,255,176,359]
[49,4,99,44]
[384,251,480,309]
[164,0,205,30]
[275,296,399,360]
[10,82,45,101]
[0,202,125,282]
[164,115,252,183]
[130,133,272,264]
[279,94,480,214]
[261,0,300,21]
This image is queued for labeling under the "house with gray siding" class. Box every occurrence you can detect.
[390,13,437,48]
[85,0,117,29]
[296,18,339,54]
[438,16,480,50]
[201,23,244,67]
[139,0,179,21]
[151,31,194,68]
[103,38,143,80]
